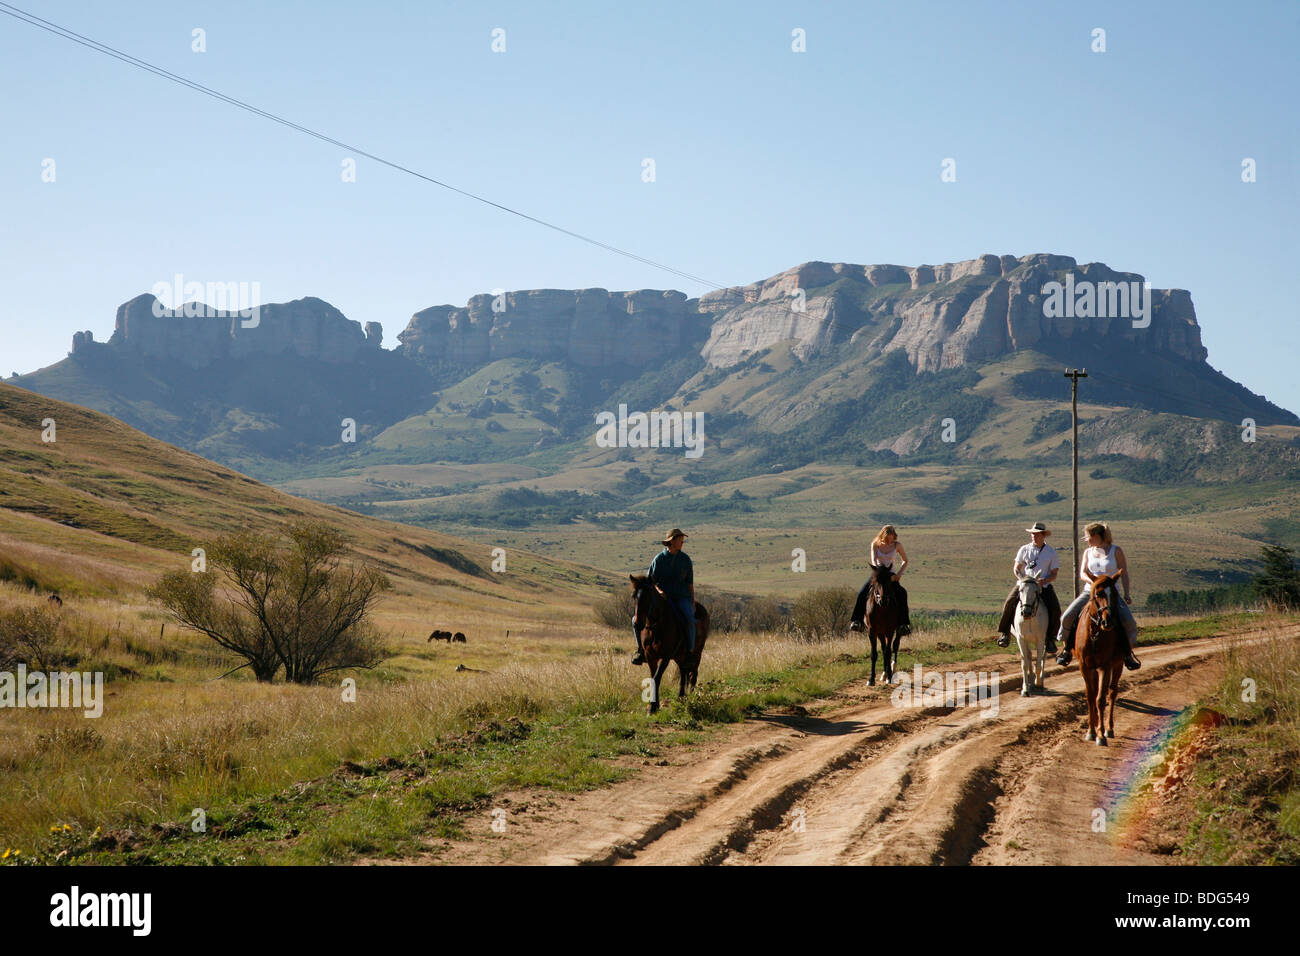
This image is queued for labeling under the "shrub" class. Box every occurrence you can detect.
[791,587,854,641]
[150,522,390,683]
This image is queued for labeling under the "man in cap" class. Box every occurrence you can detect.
[632,528,695,666]
[996,521,1061,655]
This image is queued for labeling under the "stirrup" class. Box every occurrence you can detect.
[996,634,1010,647]
[848,620,865,632]
[1056,649,1072,666]
[631,652,645,665]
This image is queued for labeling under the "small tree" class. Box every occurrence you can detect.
[0,606,65,671]
[1254,544,1300,610]
[151,522,390,683]
[791,587,854,641]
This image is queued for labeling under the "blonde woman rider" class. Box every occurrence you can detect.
[1055,521,1140,670]
[849,525,912,635]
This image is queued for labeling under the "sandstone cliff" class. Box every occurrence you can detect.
[395,288,694,368]
[101,293,382,367]
[697,253,1207,370]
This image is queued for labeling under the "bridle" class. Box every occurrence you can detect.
[632,582,672,648]
[1019,577,1041,618]
[872,565,894,607]
[1087,583,1116,639]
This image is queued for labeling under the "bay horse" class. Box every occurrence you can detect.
[629,574,710,714]
[866,564,902,685]
[1011,575,1048,695]
[1077,573,1125,745]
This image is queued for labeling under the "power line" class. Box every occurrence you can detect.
[0,1,736,294]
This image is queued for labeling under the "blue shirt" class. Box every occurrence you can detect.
[648,548,693,603]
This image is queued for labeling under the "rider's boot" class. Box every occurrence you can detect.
[996,632,1011,647]
[1045,634,1057,655]
[1123,636,1141,671]
[1056,637,1073,666]
[631,630,645,665]
[849,620,865,632]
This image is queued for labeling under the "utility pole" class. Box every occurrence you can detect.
[1064,368,1088,599]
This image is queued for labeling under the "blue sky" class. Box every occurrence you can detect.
[2,0,1297,412]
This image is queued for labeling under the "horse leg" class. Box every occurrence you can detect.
[890,633,901,682]
[869,634,878,686]
[648,658,670,714]
[1082,668,1098,741]
[678,660,687,699]
[1015,629,1032,695]
[1106,661,1122,739]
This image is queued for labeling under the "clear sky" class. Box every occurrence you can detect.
[2,0,1297,412]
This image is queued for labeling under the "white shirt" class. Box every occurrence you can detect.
[1015,542,1060,581]
[1083,544,1118,580]
[872,542,898,568]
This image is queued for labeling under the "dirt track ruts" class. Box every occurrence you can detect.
[416,624,1296,866]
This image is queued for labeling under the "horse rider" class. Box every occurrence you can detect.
[1055,521,1141,670]
[849,524,912,635]
[996,521,1062,655]
[631,527,696,666]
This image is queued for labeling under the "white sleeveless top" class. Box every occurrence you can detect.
[1083,544,1118,580]
[873,542,898,568]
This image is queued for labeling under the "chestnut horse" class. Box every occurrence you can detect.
[629,574,710,714]
[866,564,902,685]
[1077,573,1125,745]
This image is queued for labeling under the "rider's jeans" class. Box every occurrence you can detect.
[674,597,696,652]
[1058,584,1137,645]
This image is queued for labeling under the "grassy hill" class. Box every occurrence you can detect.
[0,382,619,677]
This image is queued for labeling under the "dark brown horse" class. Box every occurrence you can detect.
[1077,573,1125,745]
[866,564,902,685]
[629,574,710,714]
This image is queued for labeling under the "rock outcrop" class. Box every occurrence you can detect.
[103,294,381,367]
[396,288,694,368]
[697,253,1208,371]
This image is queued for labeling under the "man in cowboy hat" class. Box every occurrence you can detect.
[632,528,696,666]
[996,521,1062,654]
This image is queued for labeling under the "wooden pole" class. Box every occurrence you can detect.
[1064,368,1088,598]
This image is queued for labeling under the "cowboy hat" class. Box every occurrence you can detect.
[661,528,688,546]
[1024,521,1051,536]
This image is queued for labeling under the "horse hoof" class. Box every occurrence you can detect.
[1097,735,1108,747]
[1021,688,1031,697]
[1085,731,1096,741]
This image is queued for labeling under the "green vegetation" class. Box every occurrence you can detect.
[1178,626,1300,864]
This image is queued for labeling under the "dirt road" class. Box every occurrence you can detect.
[424,625,1294,866]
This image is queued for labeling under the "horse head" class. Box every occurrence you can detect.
[1016,575,1041,619]
[1089,574,1120,634]
[629,574,662,637]
[871,564,895,603]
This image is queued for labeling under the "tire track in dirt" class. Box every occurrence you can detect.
[417,625,1294,866]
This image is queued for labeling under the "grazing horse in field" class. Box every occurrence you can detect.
[629,574,710,714]
[1078,574,1125,745]
[427,630,453,643]
[866,564,902,685]
[452,632,467,643]
[1012,575,1048,695]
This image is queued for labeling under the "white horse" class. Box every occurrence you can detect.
[1012,575,1048,695]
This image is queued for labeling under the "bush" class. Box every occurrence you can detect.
[592,584,632,630]
[1255,544,1300,610]
[1036,490,1063,504]
[791,587,854,641]
[0,606,70,670]
[150,522,390,683]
